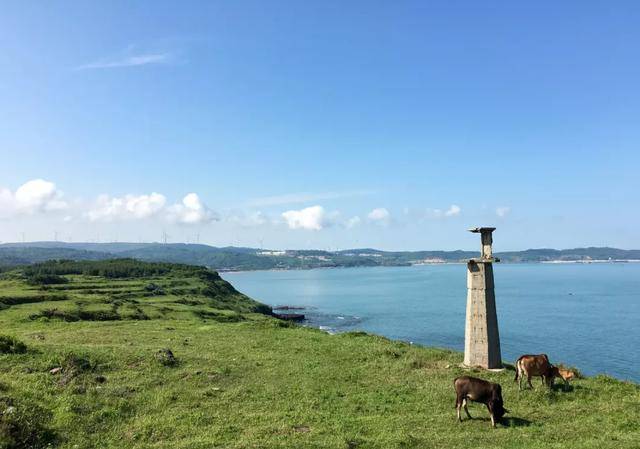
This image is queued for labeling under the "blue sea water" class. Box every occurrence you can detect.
[224,263,640,382]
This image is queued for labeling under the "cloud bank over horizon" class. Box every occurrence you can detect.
[0,178,518,249]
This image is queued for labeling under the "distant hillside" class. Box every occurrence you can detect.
[117,244,279,271]
[1,242,639,271]
[0,247,111,268]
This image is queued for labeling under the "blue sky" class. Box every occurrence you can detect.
[1,1,638,250]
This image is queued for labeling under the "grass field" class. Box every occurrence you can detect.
[1,261,638,448]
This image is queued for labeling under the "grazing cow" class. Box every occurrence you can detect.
[454,376,508,428]
[514,354,557,390]
[546,366,575,388]
[557,368,576,382]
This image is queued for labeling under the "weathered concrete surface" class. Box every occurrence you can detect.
[464,228,502,369]
[468,226,496,260]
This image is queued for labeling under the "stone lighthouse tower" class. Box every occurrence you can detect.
[463,227,502,369]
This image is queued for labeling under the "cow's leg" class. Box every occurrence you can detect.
[527,374,533,389]
[456,395,463,422]
[463,399,472,419]
[518,368,523,391]
[487,405,496,428]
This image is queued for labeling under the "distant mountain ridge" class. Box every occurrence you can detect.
[1,242,639,271]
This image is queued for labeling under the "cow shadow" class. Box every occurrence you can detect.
[551,383,574,393]
[502,417,533,428]
[462,416,532,428]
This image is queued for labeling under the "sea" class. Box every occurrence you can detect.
[224,263,640,382]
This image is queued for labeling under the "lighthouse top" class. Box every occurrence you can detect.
[468,227,497,261]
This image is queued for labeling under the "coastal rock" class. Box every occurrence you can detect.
[273,305,306,310]
[273,313,305,322]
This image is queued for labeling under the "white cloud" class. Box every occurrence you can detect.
[346,216,361,229]
[367,208,391,226]
[282,205,328,231]
[167,193,217,225]
[496,206,510,218]
[444,204,461,217]
[87,192,166,222]
[76,53,171,70]
[423,204,462,219]
[227,210,269,227]
[0,179,67,217]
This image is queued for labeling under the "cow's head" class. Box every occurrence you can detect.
[545,366,564,386]
[489,384,507,420]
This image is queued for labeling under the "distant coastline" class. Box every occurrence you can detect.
[1,241,639,272]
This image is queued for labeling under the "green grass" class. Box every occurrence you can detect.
[0,262,638,449]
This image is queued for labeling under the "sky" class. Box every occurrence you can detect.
[1,1,639,251]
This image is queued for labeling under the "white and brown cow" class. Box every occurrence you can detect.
[514,354,561,390]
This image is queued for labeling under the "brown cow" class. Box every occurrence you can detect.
[546,366,574,388]
[557,368,576,382]
[454,376,508,428]
[514,354,558,390]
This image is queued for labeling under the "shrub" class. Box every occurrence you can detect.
[25,274,68,286]
[126,308,150,321]
[0,295,67,306]
[155,349,178,366]
[192,310,244,322]
[144,283,165,295]
[60,352,95,374]
[29,308,122,322]
[344,331,370,338]
[29,309,79,322]
[0,396,56,449]
[0,336,27,355]
[48,352,100,386]
[23,259,183,279]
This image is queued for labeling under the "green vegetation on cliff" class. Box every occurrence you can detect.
[0,260,638,448]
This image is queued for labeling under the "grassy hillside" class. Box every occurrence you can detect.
[0,261,638,448]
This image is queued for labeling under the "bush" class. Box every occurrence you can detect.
[144,283,165,295]
[155,349,178,366]
[29,309,79,322]
[48,352,100,387]
[0,336,27,355]
[59,352,95,374]
[0,396,56,449]
[29,308,122,322]
[192,310,244,322]
[25,274,68,286]
[23,259,186,279]
[344,331,370,338]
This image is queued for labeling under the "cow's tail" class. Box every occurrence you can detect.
[514,357,522,382]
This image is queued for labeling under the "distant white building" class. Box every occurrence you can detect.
[257,250,286,256]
